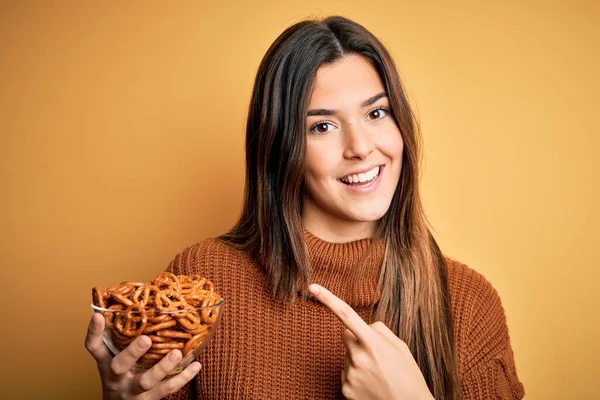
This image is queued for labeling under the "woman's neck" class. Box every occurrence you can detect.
[302,229,383,308]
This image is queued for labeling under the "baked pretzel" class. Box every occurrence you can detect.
[92,272,223,368]
[114,304,148,337]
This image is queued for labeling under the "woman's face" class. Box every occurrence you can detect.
[302,54,403,240]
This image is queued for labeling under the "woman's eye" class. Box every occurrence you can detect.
[368,107,389,120]
[310,122,333,134]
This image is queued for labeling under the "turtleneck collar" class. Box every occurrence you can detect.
[303,229,384,308]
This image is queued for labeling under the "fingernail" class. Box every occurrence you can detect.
[169,350,181,362]
[308,284,320,295]
[190,363,201,373]
[137,336,151,349]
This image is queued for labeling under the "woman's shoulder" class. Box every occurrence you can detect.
[444,256,508,333]
[165,237,255,276]
[444,256,501,305]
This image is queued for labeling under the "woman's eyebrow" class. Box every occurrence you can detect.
[307,92,388,117]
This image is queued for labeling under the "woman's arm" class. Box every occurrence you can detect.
[459,270,525,399]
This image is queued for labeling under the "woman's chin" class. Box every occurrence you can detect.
[345,207,388,223]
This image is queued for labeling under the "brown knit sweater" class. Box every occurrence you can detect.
[164,231,524,399]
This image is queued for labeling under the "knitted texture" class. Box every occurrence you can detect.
[163,232,524,399]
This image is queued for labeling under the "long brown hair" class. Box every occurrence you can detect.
[219,15,461,399]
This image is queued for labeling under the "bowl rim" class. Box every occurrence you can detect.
[90,297,225,313]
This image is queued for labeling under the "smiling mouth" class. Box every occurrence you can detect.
[338,165,381,186]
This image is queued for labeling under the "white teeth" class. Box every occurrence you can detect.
[341,166,380,184]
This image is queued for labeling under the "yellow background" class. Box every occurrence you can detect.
[1,1,598,398]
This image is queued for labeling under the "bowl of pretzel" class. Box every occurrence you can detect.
[91,272,224,375]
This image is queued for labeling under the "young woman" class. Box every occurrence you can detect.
[85,15,525,400]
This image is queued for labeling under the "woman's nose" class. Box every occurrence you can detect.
[342,123,375,160]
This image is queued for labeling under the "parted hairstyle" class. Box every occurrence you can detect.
[219,15,461,399]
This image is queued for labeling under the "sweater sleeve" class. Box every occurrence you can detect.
[162,244,202,400]
[459,268,525,400]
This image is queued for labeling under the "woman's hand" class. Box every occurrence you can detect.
[85,312,201,400]
[309,284,434,400]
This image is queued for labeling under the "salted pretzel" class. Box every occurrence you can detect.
[92,272,223,368]
[114,304,148,337]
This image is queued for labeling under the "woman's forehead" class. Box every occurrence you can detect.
[308,54,386,110]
